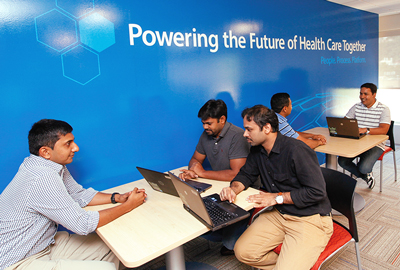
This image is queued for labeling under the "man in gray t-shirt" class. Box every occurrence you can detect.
[179,99,250,256]
[179,99,250,182]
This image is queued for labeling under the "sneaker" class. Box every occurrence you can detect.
[366,173,375,189]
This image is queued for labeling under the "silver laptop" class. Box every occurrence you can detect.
[326,117,365,139]
[168,172,250,231]
[137,167,212,197]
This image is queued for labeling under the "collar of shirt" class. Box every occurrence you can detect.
[211,122,232,142]
[27,154,65,176]
[275,113,287,124]
[360,99,379,109]
[258,132,284,157]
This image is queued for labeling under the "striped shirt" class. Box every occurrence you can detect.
[276,113,299,139]
[345,100,391,150]
[0,155,99,269]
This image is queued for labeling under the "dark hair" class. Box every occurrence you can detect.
[28,119,73,155]
[270,92,290,113]
[241,105,278,132]
[360,83,377,94]
[198,99,227,121]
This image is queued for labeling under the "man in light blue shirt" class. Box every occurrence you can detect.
[0,119,147,270]
[271,93,326,149]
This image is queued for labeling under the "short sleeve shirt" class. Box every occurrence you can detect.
[276,113,299,139]
[346,100,391,150]
[195,122,250,171]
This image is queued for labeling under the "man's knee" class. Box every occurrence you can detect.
[338,157,351,167]
[234,240,259,264]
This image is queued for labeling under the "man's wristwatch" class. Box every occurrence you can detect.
[366,128,370,134]
[275,192,284,205]
[111,192,119,204]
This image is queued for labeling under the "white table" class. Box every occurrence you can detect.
[85,167,259,269]
[305,127,388,212]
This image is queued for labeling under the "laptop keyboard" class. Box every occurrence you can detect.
[203,197,237,225]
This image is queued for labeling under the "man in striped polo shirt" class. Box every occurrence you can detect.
[270,93,327,149]
[338,83,391,189]
[0,119,147,270]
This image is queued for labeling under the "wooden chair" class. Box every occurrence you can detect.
[377,120,397,192]
[250,167,362,270]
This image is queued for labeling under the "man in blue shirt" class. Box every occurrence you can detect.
[0,119,147,270]
[270,93,326,149]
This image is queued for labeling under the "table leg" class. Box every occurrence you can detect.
[165,246,185,270]
[325,154,337,170]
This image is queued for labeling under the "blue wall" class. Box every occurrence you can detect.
[0,0,378,191]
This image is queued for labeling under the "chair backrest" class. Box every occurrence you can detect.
[387,120,395,151]
[321,167,359,242]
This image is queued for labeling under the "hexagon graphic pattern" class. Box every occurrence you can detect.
[35,9,78,52]
[61,45,100,85]
[79,13,115,52]
[56,0,94,18]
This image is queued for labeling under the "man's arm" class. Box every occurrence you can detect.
[359,123,390,135]
[87,190,143,206]
[97,187,147,228]
[296,132,326,149]
[180,150,246,181]
[246,191,293,208]
[179,151,206,179]
[220,181,246,203]
[190,158,246,181]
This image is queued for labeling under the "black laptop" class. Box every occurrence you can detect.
[168,172,250,231]
[326,117,365,139]
[136,167,212,197]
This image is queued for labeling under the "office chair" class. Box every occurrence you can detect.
[377,120,397,192]
[249,168,362,270]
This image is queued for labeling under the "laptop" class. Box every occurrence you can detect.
[136,167,212,197]
[326,117,365,139]
[168,172,250,231]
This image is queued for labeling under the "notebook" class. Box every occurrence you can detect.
[168,172,250,231]
[326,117,365,139]
[136,167,212,197]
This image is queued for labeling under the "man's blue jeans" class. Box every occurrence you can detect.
[202,213,251,250]
[338,146,383,180]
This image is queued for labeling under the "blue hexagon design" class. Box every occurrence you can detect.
[61,45,100,85]
[35,9,78,52]
[79,13,115,52]
[56,0,94,19]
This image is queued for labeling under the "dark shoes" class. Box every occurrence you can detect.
[220,245,235,256]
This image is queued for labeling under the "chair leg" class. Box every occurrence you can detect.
[355,242,363,270]
[380,159,383,192]
[394,152,397,182]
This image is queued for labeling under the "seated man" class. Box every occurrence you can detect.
[0,119,147,270]
[220,105,333,269]
[338,83,391,189]
[179,99,251,255]
[270,92,326,149]
[179,99,250,181]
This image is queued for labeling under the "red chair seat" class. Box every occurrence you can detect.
[378,146,393,161]
[272,222,352,269]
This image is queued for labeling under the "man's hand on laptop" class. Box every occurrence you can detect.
[179,169,198,180]
[220,187,237,203]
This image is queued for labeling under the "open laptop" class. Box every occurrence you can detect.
[168,172,250,231]
[326,117,366,139]
[136,167,212,197]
